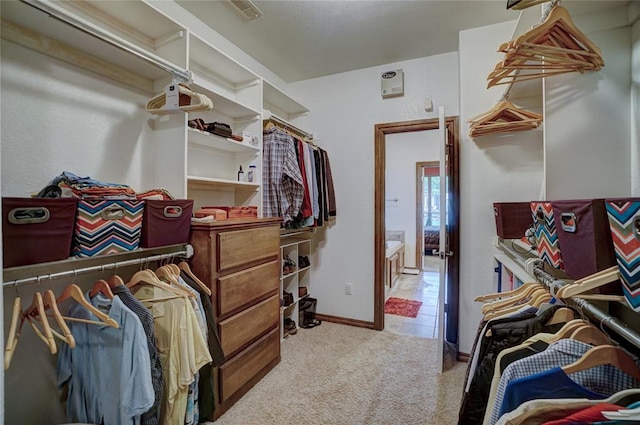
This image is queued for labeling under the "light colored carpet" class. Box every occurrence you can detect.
[208,322,465,425]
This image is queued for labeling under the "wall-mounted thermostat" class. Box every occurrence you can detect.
[381,69,404,98]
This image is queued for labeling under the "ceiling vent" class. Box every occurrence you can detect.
[228,0,263,20]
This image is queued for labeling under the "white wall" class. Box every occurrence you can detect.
[458,20,544,354]
[1,41,156,196]
[632,16,640,196]
[149,0,289,92]
[544,25,631,199]
[386,130,440,269]
[289,53,459,322]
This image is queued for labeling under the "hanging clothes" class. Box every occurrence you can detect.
[262,127,304,224]
[321,148,337,218]
[57,293,154,425]
[305,143,320,221]
[180,271,225,422]
[132,285,211,425]
[112,285,164,425]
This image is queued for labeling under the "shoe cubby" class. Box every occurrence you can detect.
[279,237,313,341]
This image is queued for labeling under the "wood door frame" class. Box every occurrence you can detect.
[415,161,440,269]
[374,117,460,348]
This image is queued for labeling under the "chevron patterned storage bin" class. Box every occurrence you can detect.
[73,199,144,257]
[530,201,563,270]
[605,199,640,311]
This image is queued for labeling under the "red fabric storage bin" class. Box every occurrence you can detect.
[493,202,533,239]
[551,199,617,282]
[141,199,194,248]
[2,197,77,267]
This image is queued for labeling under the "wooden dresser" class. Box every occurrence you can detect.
[189,218,281,419]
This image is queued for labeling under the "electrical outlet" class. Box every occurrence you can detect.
[345,282,353,295]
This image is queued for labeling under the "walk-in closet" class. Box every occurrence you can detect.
[1,0,639,424]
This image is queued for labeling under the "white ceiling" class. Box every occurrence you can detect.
[177,0,630,83]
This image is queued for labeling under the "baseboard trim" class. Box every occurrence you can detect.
[314,313,376,330]
[457,352,470,362]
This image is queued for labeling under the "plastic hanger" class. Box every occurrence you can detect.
[562,345,640,382]
[569,324,610,346]
[556,266,620,299]
[56,284,119,328]
[89,279,115,300]
[178,261,212,296]
[146,85,213,115]
[22,292,57,354]
[4,297,23,370]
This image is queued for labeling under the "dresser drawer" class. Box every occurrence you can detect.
[219,326,280,403]
[217,226,279,273]
[217,260,279,318]
[218,294,280,357]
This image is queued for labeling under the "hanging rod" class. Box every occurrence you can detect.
[21,0,192,83]
[4,245,192,289]
[533,262,640,351]
[263,109,314,140]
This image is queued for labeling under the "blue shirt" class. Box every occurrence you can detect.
[57,293,154,425]
[498,367,606,419]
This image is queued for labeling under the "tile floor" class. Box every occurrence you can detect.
[385,256,441,339]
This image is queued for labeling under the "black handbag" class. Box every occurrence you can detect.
[299,297,321,328]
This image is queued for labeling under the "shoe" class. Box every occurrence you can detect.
[284,318,297,337]
[298,286,308,298]
[283,291,293,307]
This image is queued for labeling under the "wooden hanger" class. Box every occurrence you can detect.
[570,325,610,346]
[156,265,179,285]
[127,269,192,299]
[469,101,542,138]
[23,292,57,354]
[549,318,590,342]
[178,261,212,296]
[481,284,545,314]
[5,297,23,370]
[108,274,125,288]
[56,284,119,328]
[562,344,640,382]
[167,263,181,277]
[545,306,577,326]
[41,289,75,348]
[487,5,604,87]
[474,282,539,302]
[556,266,620,299]
[89,279,115,300]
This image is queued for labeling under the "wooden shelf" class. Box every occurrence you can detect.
[188,128,260,154]
[187,176,260,191]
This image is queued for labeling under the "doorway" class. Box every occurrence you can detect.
[416,161,441,270]
[374,117,460,350]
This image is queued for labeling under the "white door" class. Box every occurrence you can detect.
[436,106,452,373]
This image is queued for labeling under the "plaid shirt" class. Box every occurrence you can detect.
[489,339,640,425]
[263,128,304,224]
